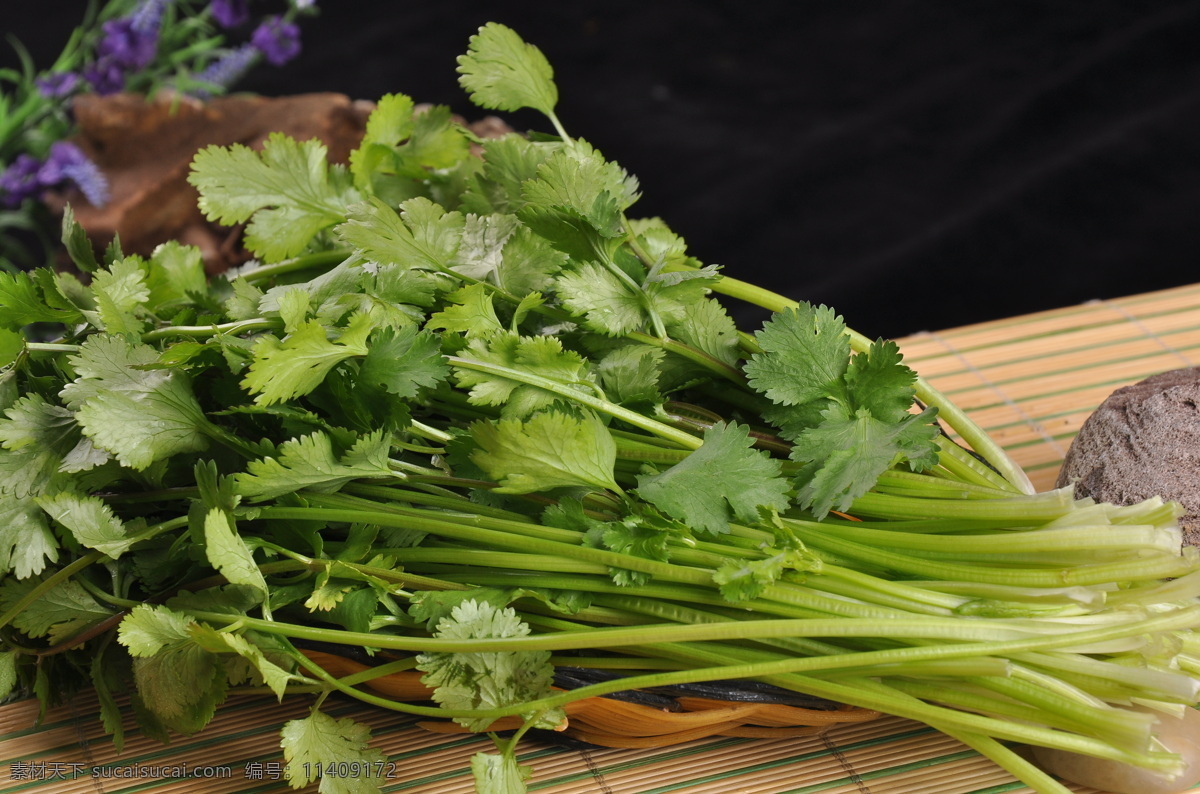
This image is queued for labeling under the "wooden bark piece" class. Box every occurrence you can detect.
[59,91,372,272]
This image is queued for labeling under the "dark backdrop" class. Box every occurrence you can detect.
[6,1,1200,339]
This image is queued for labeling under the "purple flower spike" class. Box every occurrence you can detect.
[210,0,250,28]
[35,72,80,99]
[82,57,127,95]
[0,154,46,208]
[38,142,110,207]
[129,0,172,37]
[96,18,157,70]
[192,44,259,98]
[251,16,301,66]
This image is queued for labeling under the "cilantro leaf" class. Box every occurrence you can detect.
[470,409,618,494]
[0,651,16,700]
[0,576,114,642]
[416,599,563,731]
[37,491,139,559]
[0,270,82,329]
[241,313,374,406]
[144,241,208,311]
[746,305,940,517]
[87,256,150,335]
[426,283,504,339]
[359,326,449,399]
[596,344,664,406]
[117,605,227,735]
[60,335,211,470]
[745,304,850,411]
[471,749,532,794]
[460,135,553,215]
[790,405,941,518]
[0,394,78,498]
[713,549,822,602]
[555,262,646,336]
[203,508,269,602]
[450,213,521,283]
[349,92,416,189]
[636,422,790,536]
[189,133,354,260]
[188,625,294,700]
[452,332,596,417]
[0,495,59,579]
[281,710,386,793]
[457,23,559,118]
[338,196,464,274]
[234,430,394,502]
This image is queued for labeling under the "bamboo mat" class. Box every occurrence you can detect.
[4,283,1200,794]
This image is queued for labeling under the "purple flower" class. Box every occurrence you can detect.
[0,154,45,208]
[35,72,80,99]
[210,0,250,28]
[37,142,110,207]
[192,44,259,98]
[251,16,301,66]
[129,0,172,37]
[82,57,127,95]
[95,18,157,70]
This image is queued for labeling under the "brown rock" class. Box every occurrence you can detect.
[1056,367,1200,543]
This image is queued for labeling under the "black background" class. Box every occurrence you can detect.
[5,1,1200,339]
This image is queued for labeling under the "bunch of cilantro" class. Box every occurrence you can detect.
[2,23,1200,794]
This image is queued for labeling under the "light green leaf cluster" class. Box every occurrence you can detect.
[60,335,211,470]
[241,313,375,405]
[234,430,395,502]
[453,333,596,417]
[637,422,791,535]
[280,710,386,793]
[457,22,559,119]
[416,599,563,732]
[189,134,356,260]
[746,305,940,518]
[0,577,113,643]
[470,409,618,494]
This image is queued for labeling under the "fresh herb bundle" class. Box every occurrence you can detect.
[2,23,1199,794]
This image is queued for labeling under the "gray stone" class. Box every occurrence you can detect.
[1056,367,1200,543]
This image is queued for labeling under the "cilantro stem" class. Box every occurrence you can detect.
[446,354,702,449]
[25,342,81,353]
[140,317,280,342]
[235,250,349,285]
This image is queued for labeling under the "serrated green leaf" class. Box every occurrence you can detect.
[555,262,645,336]
[596,344,663,405]
[89,256,150,335]
[637,422,790,536]
[0,576,113,640]
[241,313,374,406]
[461,135,553,215]
[452,332,595,417]
[37,491,138,558]
[0,394,77,498]
[359,326,449,399]
[0,651,17,700]
[60,204,99,273]
[450,213,521,282]
[144,241,207,310]
[0,494,59,579]
[0,270,83,330]
[746,304,851,410]
[349,92,416,188]
[470,409,618,494]
[188,624,293,699]
[234,430,394,502]
[790,405,941,518]
[338,196,464,273]
[189,133,353,260]
[457,23,559,118]
[471,750,532,794]
[416,599,563,731]
[426,283,504,339]
[61,335,210,469]
[203,508,268,600]
[281,710,386,793]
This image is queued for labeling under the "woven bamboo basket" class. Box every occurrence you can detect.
[304,650,882,749]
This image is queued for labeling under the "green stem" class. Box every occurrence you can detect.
[0,552,101,630]
[446,354,702,449]
[237,250,349,285]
